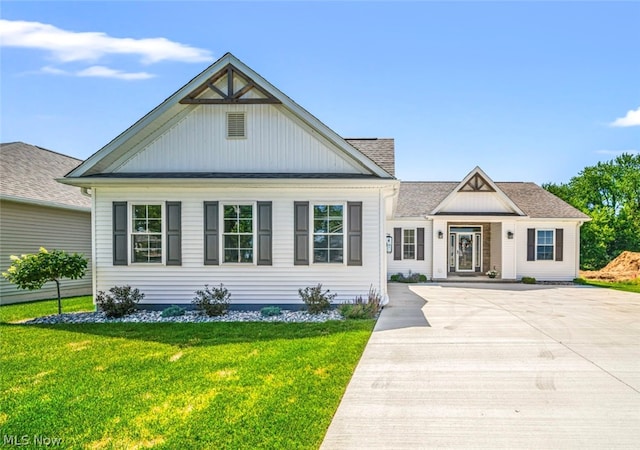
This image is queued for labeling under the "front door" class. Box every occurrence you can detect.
[456,233,474,272]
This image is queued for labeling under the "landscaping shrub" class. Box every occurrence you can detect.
[389,272,427,283]
[193,284,230,316]
[298,284,337,314]
[260,306,282,317]
[96,285,144,318]
[339,286,382,320]
[161,305,186,317]
[573,277,588,285]
[521,276,536,284]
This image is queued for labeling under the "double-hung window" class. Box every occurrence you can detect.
[223,204,254,263]
[313,204,344,263]
[536,229,554,261]
[131,204,162,263]
[403,229,416,259]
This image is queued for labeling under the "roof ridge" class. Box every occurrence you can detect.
[1,141,83,162]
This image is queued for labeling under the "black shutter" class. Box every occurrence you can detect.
[113,202,128,266]
[555,228,564,261]
[204,202,219,265]
[417,228,425,261]
[393,227,402,260]
[166,202,181,266]
[347,202,362,266]
[257,202,272,266]
[294,202,309,265]
[527,228,535,261]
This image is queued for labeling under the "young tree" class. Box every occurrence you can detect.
[544,153,640,269]
[2,247,88,314]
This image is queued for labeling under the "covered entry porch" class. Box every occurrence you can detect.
[431,218,517,280]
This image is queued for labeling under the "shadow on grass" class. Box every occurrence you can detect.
[3,320,375,348]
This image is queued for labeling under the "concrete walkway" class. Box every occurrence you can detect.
[322,283,640,449]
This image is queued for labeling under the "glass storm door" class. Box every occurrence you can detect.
[456,233,474,271]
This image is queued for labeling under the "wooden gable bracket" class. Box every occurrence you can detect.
[180,64,282,105]
[459,173,495,192]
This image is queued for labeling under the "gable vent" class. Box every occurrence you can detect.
[227,112,246,138]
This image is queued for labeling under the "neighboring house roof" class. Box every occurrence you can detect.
[0,142,90,211]
[346,139,395,177]
[395,180,589,219]
[65,52,393,181]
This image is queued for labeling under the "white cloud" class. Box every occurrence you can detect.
[610,107,640,127]
[0,19,211,64]
[40,65,154,80]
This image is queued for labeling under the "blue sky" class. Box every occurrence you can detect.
[1,1,638,184]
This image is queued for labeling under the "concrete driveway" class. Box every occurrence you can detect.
[322,283,640,449]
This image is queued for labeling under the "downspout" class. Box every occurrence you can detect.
[380,184,399,306]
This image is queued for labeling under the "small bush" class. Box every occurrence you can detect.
[573,277,588,285]
[96,285,144,318]
[521,276,536,284]
[298,284,337,314]
[260,306,282,317]
[161,305,186,317]
[193,284,230,317]
[339,286,382,320]
[389,272,427,283]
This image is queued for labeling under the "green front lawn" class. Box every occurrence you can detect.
[0,300,374,449]
[0,295,94,323]
[580,278,640,294]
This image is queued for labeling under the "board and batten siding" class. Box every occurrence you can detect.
[0,200,92,304]
[515,221,580,281]
[439,192,514,214]
[114,104,367,174]
[94,186,385,305]
[386,220,433,279]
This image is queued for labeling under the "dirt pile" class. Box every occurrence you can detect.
[581,251,640,281]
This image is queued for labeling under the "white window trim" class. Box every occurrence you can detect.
[310,202,347,266]
[129,202,165,265]
[402,228,416,260]
[226,111,247,139]
[220,202,256,264]
[535,229,555,261]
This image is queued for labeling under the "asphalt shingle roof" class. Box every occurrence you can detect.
[346,138,395,177]
[0,142,90,209]
[395,181,589,219]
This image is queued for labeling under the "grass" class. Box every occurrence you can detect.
[0,295,94,323]
[0,299,374,449]
[576,278,640,294]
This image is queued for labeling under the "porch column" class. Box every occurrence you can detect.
[432,219,447,279]
[501,220,517,279]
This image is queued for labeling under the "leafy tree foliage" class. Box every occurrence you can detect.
[2,247,88,314]
[544,153,640,270]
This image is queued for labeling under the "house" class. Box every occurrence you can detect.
[387,167,590,281]
[0,142,92,304]
[60,53,588,309]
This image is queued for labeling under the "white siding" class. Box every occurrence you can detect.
[440,192,514,214]
[515,221,580,281]
[386,220,432,279]
[94,185,384,305]
[0,200,92,304]
[115,104,366,174]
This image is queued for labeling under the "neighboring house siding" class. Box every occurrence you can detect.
[93,186,384,305]
[386,220,432,279]
[0,200,92,304]
[515,221,579,281]
[115,105,366,174]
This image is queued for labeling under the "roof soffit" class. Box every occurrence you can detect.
[67,53,391,179]
[430,166,526,216]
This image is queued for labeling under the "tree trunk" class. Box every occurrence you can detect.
[55,279,62,315]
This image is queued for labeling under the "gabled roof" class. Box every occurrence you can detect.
[0,142,90,210]
[395,174,589,220]
[66,53,393,180]
[431,166,526,216]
